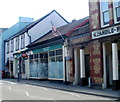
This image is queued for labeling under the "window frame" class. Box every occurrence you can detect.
[11,39,14,52]
[100,0,110,27]
[16,36,19,51]
[21,34,25,49]
[7,41,9,54]
[113,0,120,24]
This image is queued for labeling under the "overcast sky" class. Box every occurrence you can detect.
[0,0,89,28]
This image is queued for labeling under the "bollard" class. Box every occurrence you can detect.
[88,77,92,88]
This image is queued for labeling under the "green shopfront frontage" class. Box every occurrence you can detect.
[28,44,64,80]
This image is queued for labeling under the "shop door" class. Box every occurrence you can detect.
[85,54,90,85]
[10,62,13,78]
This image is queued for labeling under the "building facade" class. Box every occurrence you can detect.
[0,28,8,78]
[17,17,89,81]
[5,10,68,79]
[89,0,120,90]
[63,17,90,85]
[1,17,33,78]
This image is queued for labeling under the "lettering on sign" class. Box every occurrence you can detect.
[92,25,120,39]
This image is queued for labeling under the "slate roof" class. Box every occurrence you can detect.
[29,16,89,46]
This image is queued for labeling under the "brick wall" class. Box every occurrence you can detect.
[89,0,103,84]
[89,0,100,31]
[89,40,103,84]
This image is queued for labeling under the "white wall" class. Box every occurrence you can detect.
[29,11,67,42]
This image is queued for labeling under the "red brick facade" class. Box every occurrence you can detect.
[89,0,103,84]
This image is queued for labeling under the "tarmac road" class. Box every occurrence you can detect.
[0,80,117,101]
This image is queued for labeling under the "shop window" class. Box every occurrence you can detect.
[100,0,109,27]
[49,51,55,57]
[48,49,63,79]
[34,54,39,59]
[29,55,33,59]
[43,53,48,58]
[40,53,43,58]
[56,56,63,62]
[56,49,62,55]
[113,0,120,23]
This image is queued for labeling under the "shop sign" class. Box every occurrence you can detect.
[92,25,120,39]
[33,44,62,54]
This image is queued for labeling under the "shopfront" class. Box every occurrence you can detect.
[29,44,64,80]
[64,32,91,85]
[92,24,120,90]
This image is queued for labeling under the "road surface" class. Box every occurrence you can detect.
[0,80,117,101]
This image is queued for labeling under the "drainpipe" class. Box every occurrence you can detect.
[26,30,31,44]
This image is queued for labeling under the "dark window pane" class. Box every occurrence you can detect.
[49,51,55,57]
[29,55,33,59]
[56,56,63,62]
[43,53,48,58]
[56,49,62,55]
[103,11,109,25]
[34,54,38,58]
[49,57,55,62]
[40,53,43,58]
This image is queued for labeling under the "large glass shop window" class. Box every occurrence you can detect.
[29,53,48,78]
[29,55,36,77]
[48,49,63,79]
[39,53,48,77]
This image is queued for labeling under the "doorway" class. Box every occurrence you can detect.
[85,54,90,85]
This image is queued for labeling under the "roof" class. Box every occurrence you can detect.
[3,22,31,41]
[6,10,68,41]
[30,16,89,46]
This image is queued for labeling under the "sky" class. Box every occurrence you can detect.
[0,0,89,28]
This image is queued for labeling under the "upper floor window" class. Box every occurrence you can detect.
[100,0,109,27]
[7,41,9,54]
[21,34,25,49]
[11,39,14,52]
[113,0,120,23]
[16,37,19,51]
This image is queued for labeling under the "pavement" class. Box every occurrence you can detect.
[2,78,120,99]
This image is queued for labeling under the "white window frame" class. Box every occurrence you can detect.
[100,0,110,27]
[16,37,19,51]
[113,0,120,24]
[11,39,14,52]
[21,34,25,49]
[7,41,9,54]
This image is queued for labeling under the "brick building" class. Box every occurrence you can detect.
[89,0,120,90]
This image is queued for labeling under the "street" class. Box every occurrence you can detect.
[0,80,117,101]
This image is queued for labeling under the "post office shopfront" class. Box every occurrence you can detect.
[28,44,63,80]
